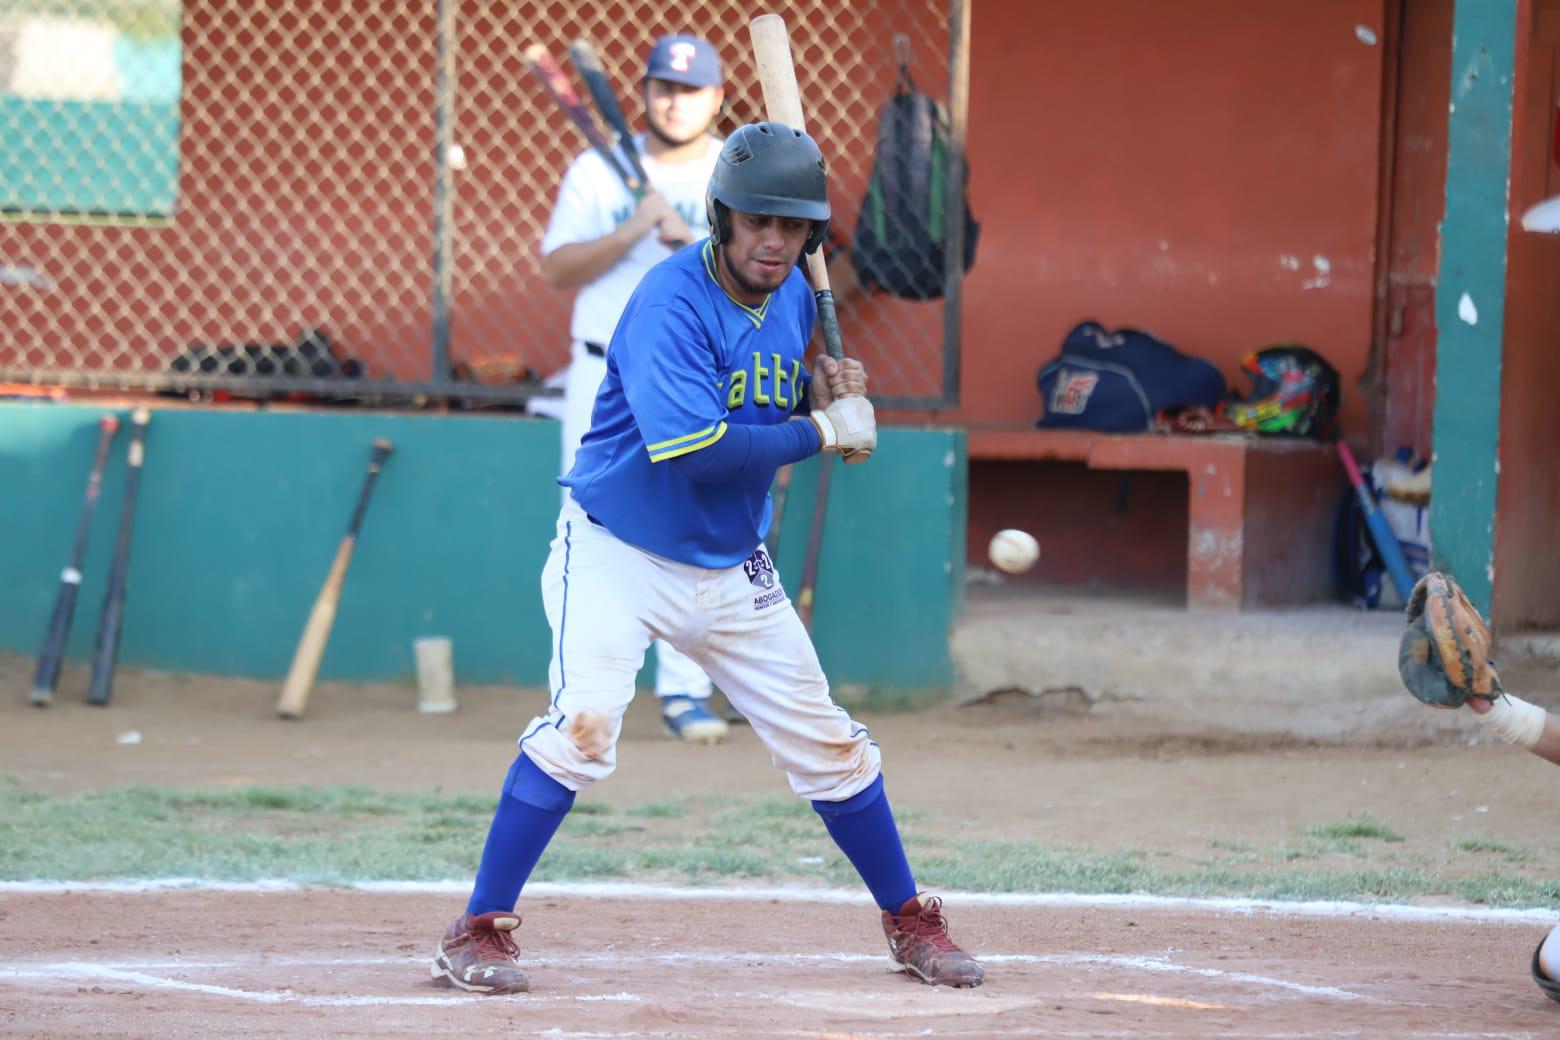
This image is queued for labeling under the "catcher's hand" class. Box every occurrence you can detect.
[1398,572,1502,708]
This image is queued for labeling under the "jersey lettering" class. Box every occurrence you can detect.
[724,356,805,411]
[751,352,771,406]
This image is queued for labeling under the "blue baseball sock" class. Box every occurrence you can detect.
[812,775,917,913]
[465,754,576,917]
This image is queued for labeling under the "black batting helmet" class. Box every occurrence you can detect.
[706,122,830,254]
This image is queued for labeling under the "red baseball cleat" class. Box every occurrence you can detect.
[881,893,985,987]
[431,910,529,994]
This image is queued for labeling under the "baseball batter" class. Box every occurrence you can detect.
[1397,573,1560,1005]
[432,121,984,995]
[539,35,729,743]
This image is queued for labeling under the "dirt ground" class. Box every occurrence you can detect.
[2,587,1558,1036]
[2,889,1556,1039]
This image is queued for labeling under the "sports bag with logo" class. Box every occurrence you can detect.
[1035,322,1226,432]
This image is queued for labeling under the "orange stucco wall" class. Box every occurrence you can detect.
[947,0,1386,437]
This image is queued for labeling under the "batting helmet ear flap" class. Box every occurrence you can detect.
[706,191,731,245]
[803,218,829,255]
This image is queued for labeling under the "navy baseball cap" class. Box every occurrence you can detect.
[643,35,723,88]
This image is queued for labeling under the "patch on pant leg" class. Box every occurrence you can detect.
[566,708,612,760]
[744,548,786,610]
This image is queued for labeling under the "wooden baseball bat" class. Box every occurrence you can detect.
[749,13,856,634]
[277,439,394,719]
[748,17,849,363]
[86,408,149,707]
[524,43,643,197]
[30,413,119,706]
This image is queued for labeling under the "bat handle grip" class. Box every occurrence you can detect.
[815,289,844,361]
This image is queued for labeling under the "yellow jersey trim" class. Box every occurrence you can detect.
[703,240,770,328]
[647,421,729,462]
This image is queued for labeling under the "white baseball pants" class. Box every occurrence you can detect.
[516,501,882,802]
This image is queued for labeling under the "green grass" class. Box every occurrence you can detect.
[1,781,1555,908]
[1456,836,1534,863]
[1302,813,1405,843]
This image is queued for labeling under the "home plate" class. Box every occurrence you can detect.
[776,988,1039,1019]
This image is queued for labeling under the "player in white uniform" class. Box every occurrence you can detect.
[538,35,729,744]
[432,121,984,996]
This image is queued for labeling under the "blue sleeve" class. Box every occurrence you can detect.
[613,300,730,462]
[668,417,819,483]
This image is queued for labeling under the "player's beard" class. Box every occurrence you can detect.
[717,243,794,299]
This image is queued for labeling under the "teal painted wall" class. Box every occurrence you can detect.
[0,405,964,693]
[1429,0,1519,612]
[0,100,180,216]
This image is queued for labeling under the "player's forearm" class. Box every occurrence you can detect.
[1532,714,1560,766]
[540,226,643,289]
[666,418,819,482]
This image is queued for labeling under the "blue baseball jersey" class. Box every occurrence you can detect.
[561,239,816,567]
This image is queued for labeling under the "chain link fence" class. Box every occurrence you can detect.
[0,0,966,408]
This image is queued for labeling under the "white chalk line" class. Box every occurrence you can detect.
[0,962,638,1008]
[2,878,1554,926]
[0,950,1362,1003]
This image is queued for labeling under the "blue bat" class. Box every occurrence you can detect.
[1337,441,1416,603]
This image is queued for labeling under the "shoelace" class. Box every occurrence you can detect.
[468,923,521,963]
[899,897,960,952]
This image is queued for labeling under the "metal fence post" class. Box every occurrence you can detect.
[430,0,457,386]
[939,0,970,412]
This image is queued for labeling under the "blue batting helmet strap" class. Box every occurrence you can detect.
[706,122,830,255]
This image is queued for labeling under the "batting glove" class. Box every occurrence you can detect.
[810,395,876,464]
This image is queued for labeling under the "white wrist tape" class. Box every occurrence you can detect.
[1476,694,1547,749]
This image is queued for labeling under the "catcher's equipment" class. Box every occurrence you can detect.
[1532,934,1560,1005]
[1398,572,1501,708]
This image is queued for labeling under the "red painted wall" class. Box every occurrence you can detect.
[943,0,1386,438]
[0,1,949,394]
[1494,0,1560,629]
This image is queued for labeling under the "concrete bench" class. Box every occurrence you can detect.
[967,428,1343,610]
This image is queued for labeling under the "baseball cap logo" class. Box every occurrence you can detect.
[669,42,696,72]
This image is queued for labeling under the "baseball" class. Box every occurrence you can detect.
[988,529,1040,574]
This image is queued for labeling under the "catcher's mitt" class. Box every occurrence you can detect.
[1398,572,1502,708]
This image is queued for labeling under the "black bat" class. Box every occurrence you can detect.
[568,39,652,188]
[793,454,835,634]
[29,413,120,707]
[86,408,150,707]
[568,38,689,251]
[765,462,795,560]
[524,43,643,197]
